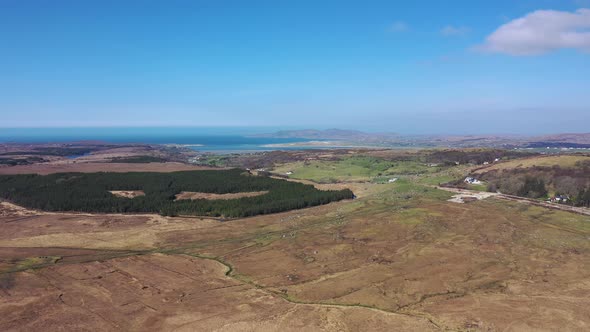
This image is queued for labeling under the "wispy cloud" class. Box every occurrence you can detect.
[440,25,470,37]
[476,8,590,55]
[389,21,409,32]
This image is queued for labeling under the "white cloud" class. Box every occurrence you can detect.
[477,8,590,55]
[441,25,470,37]
[389,21,408,32]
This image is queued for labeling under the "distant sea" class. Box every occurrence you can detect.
[0,127,321,153]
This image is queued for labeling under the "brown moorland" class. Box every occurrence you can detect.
[1,154,589,331]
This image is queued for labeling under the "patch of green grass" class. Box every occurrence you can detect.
[195,155,232,167]
[372,176,395,184]
[468,183,488,192]
[386,161,441,175]
[335,200,366,214]
[379,179,454,202]
[274,156,449,183]
[12,256,61,272]
[417,165,473,186]
[253,233,279,247]
[273,157,387,183]
[393,208,432,225]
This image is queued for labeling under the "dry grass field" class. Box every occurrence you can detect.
[1,155,590,331]
[474,154,590,173]
[110,190,146,199]
[175,191,269,200]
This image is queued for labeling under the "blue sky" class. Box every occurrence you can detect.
[0,0,589,134]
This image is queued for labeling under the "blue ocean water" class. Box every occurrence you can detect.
[0,127,319,153]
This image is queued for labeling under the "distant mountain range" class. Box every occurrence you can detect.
[253,129,590,148]
[529,133,590,145]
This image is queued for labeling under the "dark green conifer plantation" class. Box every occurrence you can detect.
[0,169,353,218]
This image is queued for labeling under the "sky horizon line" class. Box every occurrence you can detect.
[0,126,588,137]
[1,1,589,133]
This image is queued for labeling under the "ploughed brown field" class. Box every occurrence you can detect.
[1,159,590,331]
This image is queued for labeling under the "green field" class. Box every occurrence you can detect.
[273,156,445,183]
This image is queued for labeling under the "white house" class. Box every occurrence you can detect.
[464,177,482,185]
